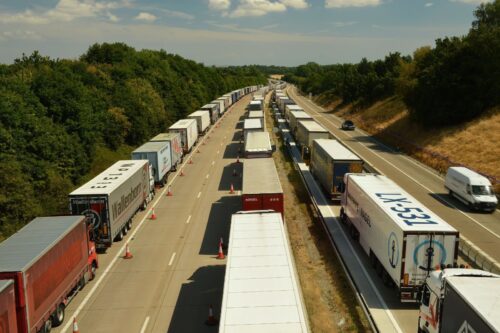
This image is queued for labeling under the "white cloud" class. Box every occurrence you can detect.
[135,12,157,22]
[331,21,357,27]
[1,30,42,40]
[325,0,382,8]
[425,2,434,7]
[229,0,287,17]
[209,0,232,10]
[280,0,309,9]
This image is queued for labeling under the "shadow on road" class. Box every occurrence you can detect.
[167,265,225,333]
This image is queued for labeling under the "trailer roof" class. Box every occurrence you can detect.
[249,100,262,105]
[70,160,148,196]
[201,103,217,110]
[290,111,312,120]
[286,105,303,111]
[447,274,500,330]
[298,120,328,133]
[150,132,180,142]
[244,118,263,130]
[347,174,458,232]
[248,110,264,118]
[132,141,168,154]
[243,158,282,194]
[244,132,272,153]
[188,110,210,118]
[313,139,360,161]
[169,118,196,129]
[0,216,85,272]
[219,212,308,332]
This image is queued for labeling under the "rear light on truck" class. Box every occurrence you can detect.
[403,273,409,286]
[401,292,412,300]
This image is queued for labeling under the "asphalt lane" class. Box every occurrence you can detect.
[287,87,500,266]
[53,95,250,333]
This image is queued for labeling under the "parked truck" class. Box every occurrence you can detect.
[0,280,17,333]
[310,139,363,200]
[418,269,500,333]
[149,132,183,170]
[289,111,313,135]
[242,158,284,216]
[187,110,210,135]
[212,99,225,115]
[296,120,330,158]
[248,100,263,111]
[0,216,98,333]
[168,119,198,153]
[69,160,153,250]
[244,131,273,158]
[243,118,264,139]
[284,104,304,120]
[200,103,220,124]
[131,141,172,187]
[340,173,460,302]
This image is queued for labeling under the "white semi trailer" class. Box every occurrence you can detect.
[340,173,460,302]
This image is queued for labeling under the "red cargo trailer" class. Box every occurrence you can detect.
[0,280,18,333]
[242,158,284,216]
[0,216,98,333]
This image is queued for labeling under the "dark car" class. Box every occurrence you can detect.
[341,120,355,130]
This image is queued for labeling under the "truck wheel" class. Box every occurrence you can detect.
[42,319,53,333]
[115,229,124,241]
[91,262,97,280]
[52,303,65,327]
[127,220,132,230]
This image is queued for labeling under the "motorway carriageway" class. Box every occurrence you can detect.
[287,86,500,270]
[53,95,251,333]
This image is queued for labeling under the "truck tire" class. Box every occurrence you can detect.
[52,303,65,327]
[115,228,124,241]
[42,319,53,333]
[91,261,97,280]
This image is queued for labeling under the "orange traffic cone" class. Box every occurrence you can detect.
[217,242,225,260]
[123,242,133,259]
[73,317,80,333]
[197,149,200,154]
[150,208,157,220]
[220,237,227,250]
[166,185,173,196]
[229,184,235,194]
[188,158,193,164]
[180,168,184,176]
[205,305,218,326]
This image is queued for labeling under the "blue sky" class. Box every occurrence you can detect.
[0,0,487,66]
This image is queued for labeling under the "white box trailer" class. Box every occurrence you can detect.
[248,100,263,111]
[168,119,198,153]
[285,104,304,120]
[244,131,272,158]
[69,160,153,249]
[131,141,172,186]
[201,103,220,124]
[340,173,460,302]
[217,96,230,113]
[149,132,183,170]
[243,118,264,137]
[223,93,233,106]
[289,111,313,135]
[212,99,225,115]
[188,110,210,135]
[248,110,264,119]
[219,211,308,333]
[278,96,294,112]
[296,120,330,149]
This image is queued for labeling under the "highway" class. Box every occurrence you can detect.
[53,96,251,333]
[287,86,500,269]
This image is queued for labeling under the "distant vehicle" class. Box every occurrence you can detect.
[69,160,153,249]
[244,131,273,158]
[340,173,460,302]
[131,141,172,187]
[168,119,198,153]
[445,166,498,212]
[0,216,98,333]
[418,268,500,333]
[149,132,183,170]
[187,110,210,135]
[341,120,355,130]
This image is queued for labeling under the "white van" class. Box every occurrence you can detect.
[445,166,498,212]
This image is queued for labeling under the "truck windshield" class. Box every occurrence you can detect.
[472,185,493,195]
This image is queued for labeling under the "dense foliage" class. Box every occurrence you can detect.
[285,0,500,126]
[0,43,266,239]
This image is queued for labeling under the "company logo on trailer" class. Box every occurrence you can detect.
[457,320,477,333]
[111,183,142,220]
[387,232,399,268]
[82,209,101,231]
[413,240,447,271]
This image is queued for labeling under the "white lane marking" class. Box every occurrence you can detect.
[212,161,215,166]
[291,89,500,241]
[168,252,176,266]
[185,215,192,224]
[206,174,209,179]
[217,150,220,154]
[139,316,150,333]
[197,191,201,199]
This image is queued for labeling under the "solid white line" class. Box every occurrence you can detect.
[212,161,215,166]
[168,252,176,266]
[217,150,220,154]
[206,174,209,179]
[197,191,201,199]
[185,215,192,224]
[139,316,150,333]
[291,89,500,241]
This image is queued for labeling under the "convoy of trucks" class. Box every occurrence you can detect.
[69,160,153,249]
[341,173,460,302]
[0,216,98,333]
[418,269,500,333]
[168,119,198,153]
[187,110,211,135]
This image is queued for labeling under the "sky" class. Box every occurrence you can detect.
[0,0,489,66]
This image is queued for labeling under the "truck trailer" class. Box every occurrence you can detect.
[418,269,500,333]
[243,118,264,138]
[149,132,183,170]
[296,120,330,155]
[310,139,363,200]
[284,104,304,120]
[340,173,460,302]
[247,100,263,111]
[242,158,284,216]
[69,160,153,249]
[168,119,198,153]
[200,104,220,124]
[212,99,225,115]
[289,111,313,135]
[0,280,17,333]
[131,141,172,187]
[244,131,273,158]
[187,110,210,135]
[0,216,98,333]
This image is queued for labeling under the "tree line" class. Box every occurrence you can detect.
[284,0,500,127]
[0,43,266,239]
